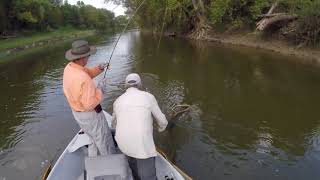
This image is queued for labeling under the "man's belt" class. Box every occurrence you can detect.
[74,104,102,113]
[94,104,102,113]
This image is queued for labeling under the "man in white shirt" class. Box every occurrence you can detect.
[112,73,168,180]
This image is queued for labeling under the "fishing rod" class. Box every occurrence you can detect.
[103,0,147,78]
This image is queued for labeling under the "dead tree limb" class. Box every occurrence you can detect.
[256,0,279,30]
[257,14,298,31]
[258,13,287,18]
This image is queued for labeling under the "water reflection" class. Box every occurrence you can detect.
[1,31,320,179]
[133,32,320,179]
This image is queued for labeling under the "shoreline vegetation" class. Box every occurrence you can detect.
[0,27,95,56]
[0,0,130,58]
[2,0,320,65]
[3,28,319,66]
[113,0,320,65]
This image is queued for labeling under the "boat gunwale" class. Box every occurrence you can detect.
[156,148,193,180]
[43,132,192,180]
[44,132,80,180]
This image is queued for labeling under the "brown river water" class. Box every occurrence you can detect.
[1,31,320,180]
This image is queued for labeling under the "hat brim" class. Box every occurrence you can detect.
[65,46,97,61]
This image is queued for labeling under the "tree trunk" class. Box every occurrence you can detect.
[189,0,210,39]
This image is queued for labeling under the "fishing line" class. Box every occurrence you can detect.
[103,0,147,78]
[112,4,120,11]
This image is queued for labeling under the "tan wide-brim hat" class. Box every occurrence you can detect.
[65,40,97,61]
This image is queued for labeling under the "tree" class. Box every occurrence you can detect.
[114,15,129,31]
[76,1,85,7]
[11,0,51,29]
[50,0,63,6]
[0,0,12,35]
[106,0,273,38]
[62,3,81,27]
[46,6,64,28]
[0,0,120,34]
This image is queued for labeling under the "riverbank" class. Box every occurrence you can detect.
[0,28,96,57]
[203,31,320,66]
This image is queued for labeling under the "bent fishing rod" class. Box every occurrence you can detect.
[103,0,147,78]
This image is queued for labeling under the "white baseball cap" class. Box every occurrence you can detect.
[125,73,142,87]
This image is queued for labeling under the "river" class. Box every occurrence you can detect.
[1,31,320,180]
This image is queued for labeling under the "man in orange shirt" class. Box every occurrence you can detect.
[63,40,115,156]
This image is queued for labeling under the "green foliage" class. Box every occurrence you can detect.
[5,0,316,46]
[0,0,125,35]
[0,0,10,33]
[50,0,63,6]
[209,0,270,29]
[13,0,50,27]
[280,0,320,45]
[114,15,128,31]
[250,0,270,19]
[279,0,320,18]
[122,0,193,33]
[117,0,271,32]
[46,7,64,28]
[209,0,230,25]
[17,11,38,23]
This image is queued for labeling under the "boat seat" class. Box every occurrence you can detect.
[85,154,133,180]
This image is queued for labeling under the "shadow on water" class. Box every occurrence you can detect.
[1,31,320,180]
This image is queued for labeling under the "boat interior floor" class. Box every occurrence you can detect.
[77,147,176,180]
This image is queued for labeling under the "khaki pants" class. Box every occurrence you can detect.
[72,110,115,156]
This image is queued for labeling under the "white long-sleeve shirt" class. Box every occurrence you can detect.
[112,87,168,159]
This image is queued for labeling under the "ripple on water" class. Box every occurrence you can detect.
[2,31,320,180]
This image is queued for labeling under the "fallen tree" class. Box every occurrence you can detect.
[256,0,279,31]
[257,14,298,31]
[256,0,298,31]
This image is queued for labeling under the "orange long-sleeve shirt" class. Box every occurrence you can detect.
[63,62,103,112]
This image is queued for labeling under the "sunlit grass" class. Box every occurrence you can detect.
[0,27,95,51]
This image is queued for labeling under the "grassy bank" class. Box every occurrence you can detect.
[0,27,96,52]
[0,34,108,65]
